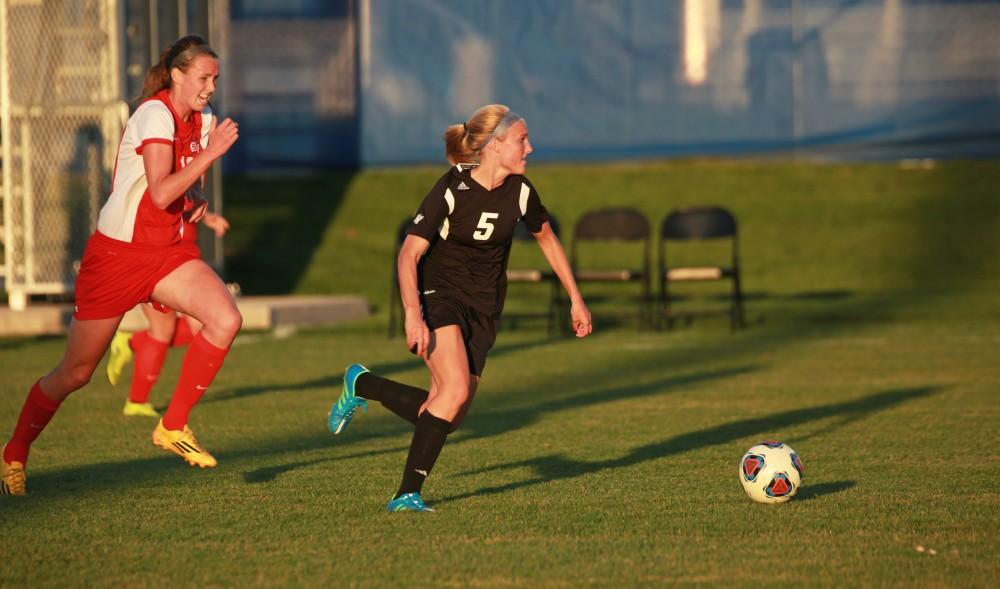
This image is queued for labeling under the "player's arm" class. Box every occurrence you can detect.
[398,235,432,357]
[399,172,453,355]
[142,118,238,209]
[201,212,230,237]
[533,222,593,337]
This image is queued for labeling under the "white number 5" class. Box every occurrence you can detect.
[473,212,499,240]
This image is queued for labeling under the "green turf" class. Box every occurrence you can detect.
[222,159,1000,305]
[1,159,998,587]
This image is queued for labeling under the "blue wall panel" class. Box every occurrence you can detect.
[359,0,1000,165]
[224,1,1000,170]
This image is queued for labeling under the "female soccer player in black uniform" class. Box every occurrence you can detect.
[328,104,592,512]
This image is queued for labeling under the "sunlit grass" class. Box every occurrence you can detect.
[1,159,997,587]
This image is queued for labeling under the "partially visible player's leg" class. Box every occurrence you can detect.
[148,260,241,467]
[359,372,431,425]
[123,307,177,417]
[329,365,432,433]
[445,376,479,433]
[387,325,469,512]
[122,311,198,417]
[3,316,121,495]
[171,314,198,346]
[439,307,492,431]
[40,316,124,400]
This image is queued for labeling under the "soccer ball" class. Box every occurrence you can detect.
[739,441,803,504]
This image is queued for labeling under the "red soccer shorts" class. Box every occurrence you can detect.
[73,231,199,320]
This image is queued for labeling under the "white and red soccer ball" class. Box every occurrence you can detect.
[739,441,804,504]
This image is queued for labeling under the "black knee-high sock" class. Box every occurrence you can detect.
[395,411,452,499]
[354,373,429,425]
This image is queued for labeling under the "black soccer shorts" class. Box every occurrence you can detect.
[422,295,497,376]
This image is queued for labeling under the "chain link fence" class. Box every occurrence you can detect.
[1,0,125,310]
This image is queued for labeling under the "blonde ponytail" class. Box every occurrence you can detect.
[443,104,522,165]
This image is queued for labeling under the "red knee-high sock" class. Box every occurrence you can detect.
[129,331,170,403]
[170,319,195,347]
[4,381,61,465]
[162,333,229,431]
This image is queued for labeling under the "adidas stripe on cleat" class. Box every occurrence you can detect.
[328,363,369,435]
[152,420,217,468]
[386,492,434,513]
[1,446,26,496]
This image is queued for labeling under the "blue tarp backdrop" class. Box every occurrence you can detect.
[224,0,1000,170]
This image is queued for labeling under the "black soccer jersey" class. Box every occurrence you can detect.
[406,164,549,317]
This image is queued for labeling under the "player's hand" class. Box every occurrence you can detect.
[207,117,239,158]
[570,300,593,338]
[404,310,431,359]
[202,212,231,237]
[184,195,208,224]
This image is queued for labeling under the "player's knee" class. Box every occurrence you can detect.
[223,307,243,336]
[209,306,242,340]
[436,383,469,414]
[64,362,96,390]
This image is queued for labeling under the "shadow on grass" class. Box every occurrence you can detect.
[456,365,758,442]
[13,364,759,497]
[438,386,938,506]
[15,428,411,507]
[202,336,556,405]
[741,289,855,302]
[243,444,407,484]
[794,480,856,502]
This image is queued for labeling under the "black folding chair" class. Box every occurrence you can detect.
[658,206,745,331]
[504,214,562,333]
[570,207,652,329]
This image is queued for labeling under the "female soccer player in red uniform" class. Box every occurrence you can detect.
[1,35,240,496]
[329,104,593,512]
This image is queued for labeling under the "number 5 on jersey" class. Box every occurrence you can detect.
[473,212,499,240]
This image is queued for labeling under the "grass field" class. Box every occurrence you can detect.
[1,160,998,587]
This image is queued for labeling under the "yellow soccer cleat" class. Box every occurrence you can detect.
[152,420,218,468]
[123,401,160,418]
[106,331,134,386]
[1,446,26,496]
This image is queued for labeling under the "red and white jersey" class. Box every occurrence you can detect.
[98,90,213,246]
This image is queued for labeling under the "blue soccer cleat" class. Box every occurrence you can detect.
[328,363,369,434]
[386,492,434,513]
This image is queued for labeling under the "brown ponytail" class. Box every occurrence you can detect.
[139,35,218,101]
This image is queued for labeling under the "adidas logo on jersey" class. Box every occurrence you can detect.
[457,182,470,191]
[413,214,424,224]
